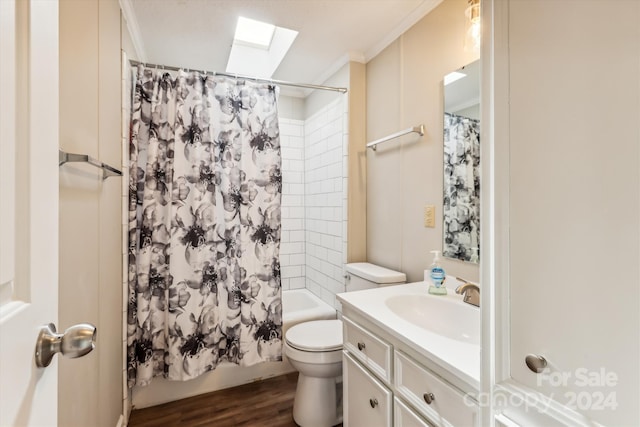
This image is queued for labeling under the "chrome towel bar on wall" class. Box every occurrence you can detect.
[59,149,122,179]
[366,124,425,151]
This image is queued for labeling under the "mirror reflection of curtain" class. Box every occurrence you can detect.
[127,65,283,387]
[443,112,480,262]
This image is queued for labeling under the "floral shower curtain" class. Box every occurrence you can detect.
[443,112,480,262]
[127,66,283,387]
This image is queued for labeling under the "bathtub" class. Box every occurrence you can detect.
[132,289,337,408]
[283,288,337,333]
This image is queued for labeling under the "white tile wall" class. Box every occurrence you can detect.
[303,97,349,308]
[279,118,306,291]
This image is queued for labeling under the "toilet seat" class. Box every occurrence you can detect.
[285,319,343,352]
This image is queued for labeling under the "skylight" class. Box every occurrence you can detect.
[234,17,275,49]
[226,17,298,79]
[444,71,466,86]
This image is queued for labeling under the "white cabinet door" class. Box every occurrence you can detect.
[394,397,434,427]
[344,352,393,427]
[0,0,60,425]
[488,0,640,425]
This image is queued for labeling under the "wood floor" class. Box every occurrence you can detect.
[128,373,301,427]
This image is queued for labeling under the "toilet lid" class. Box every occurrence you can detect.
[285,319,343,352]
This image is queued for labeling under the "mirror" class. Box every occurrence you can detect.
[443,60,480,263]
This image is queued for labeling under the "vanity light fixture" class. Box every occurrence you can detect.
[464,0,480,53]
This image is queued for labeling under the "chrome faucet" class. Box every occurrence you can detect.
[455,280,480,307]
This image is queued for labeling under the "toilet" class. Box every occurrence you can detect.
[285,262,406,427]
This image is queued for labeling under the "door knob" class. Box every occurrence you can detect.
[35,323,97,368]
[525,354,548,373]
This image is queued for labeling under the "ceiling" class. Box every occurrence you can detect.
[444,59,480,114]
[125,0,443,96]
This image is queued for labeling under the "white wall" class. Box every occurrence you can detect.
[283,81,352,311]
[58,0,123,426]
[451,104,479,120]
[279,95,305,121]
[366,0,480,283]
[305,64,349,119]
[279,117,307,291]
[304,97,349,308]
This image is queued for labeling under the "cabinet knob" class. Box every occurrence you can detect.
[357,342,366,351]
[525,354,548,373]
[423,392,435,405]
[369,398,378,408]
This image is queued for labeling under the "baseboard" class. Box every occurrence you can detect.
[116,414,125,427]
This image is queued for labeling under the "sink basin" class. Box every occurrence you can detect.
[384,294,480,345]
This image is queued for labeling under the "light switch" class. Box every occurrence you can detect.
[424,205,435,228]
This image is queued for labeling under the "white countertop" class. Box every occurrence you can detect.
[337,282,480,391]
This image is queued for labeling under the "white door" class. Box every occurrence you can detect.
[0,0,60,425]
[484,0,640,426]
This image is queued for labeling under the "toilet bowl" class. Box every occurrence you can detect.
[285,263,406,427]
[285,319,343,427]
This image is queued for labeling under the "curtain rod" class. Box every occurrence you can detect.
[128,60,348,94]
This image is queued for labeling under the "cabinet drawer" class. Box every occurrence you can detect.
[394,397,434,427]
[344,351,392,427]
[343,316,392,383]
[394,351,478,427]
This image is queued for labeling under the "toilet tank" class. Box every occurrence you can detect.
[345,263,406,291]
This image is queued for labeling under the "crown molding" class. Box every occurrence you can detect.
[119,0,147,62]
[364,0,443,62]
[314,52,359,84]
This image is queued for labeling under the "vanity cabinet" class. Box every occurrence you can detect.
[343,317,392,383]
[342,314,478,427]
[394,397,433,427]
[344,352,393,427]
[394,351,477,427]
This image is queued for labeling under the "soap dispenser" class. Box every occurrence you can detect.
[428,250,447,295]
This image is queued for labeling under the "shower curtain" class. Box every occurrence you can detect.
[443,112,480,262]
[127,66,282,387]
